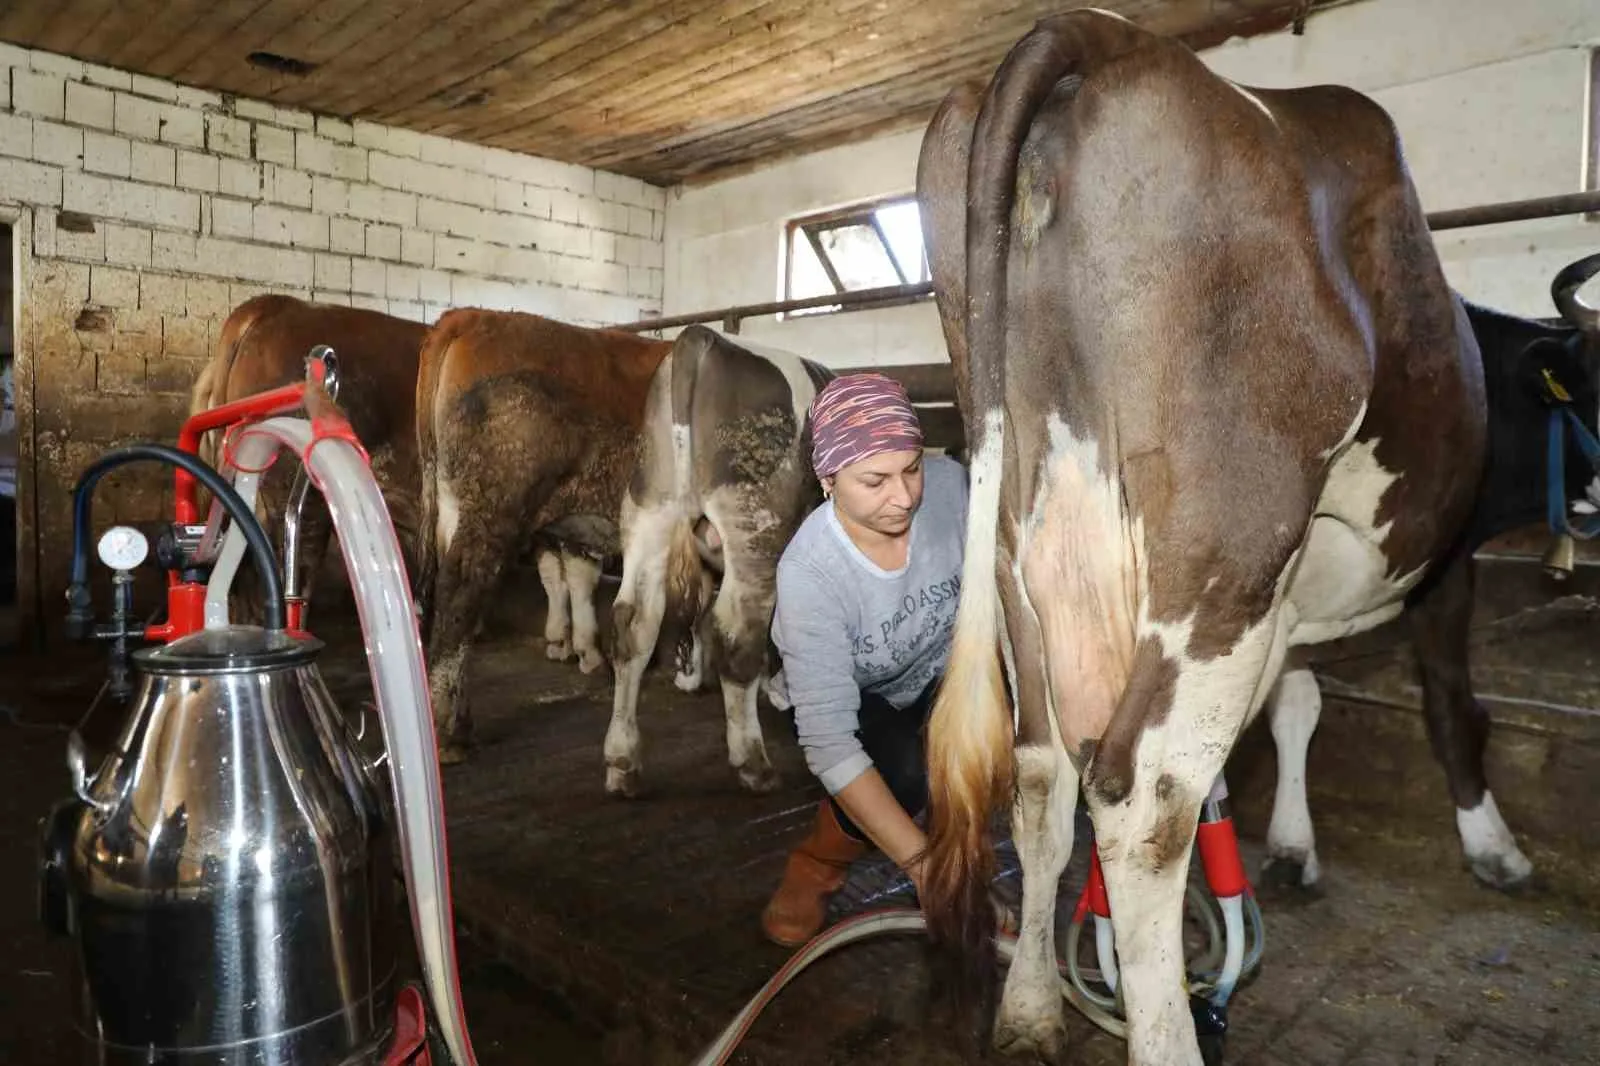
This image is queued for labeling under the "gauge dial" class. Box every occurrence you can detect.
[97,526,149,571]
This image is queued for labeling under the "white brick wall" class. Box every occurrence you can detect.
[7,38,669,617]
[0,40,665,371]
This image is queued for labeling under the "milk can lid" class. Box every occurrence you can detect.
[131,626,324,676]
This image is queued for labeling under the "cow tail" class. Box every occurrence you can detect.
[663,336,710,653]
[920,9,1147,1016]
[412,321,450,636]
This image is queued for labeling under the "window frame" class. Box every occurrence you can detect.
[1587,47,1599,221]
[781,193,930,317]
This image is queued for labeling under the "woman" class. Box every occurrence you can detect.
[761,371,967,947]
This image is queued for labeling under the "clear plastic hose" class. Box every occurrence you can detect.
[220,417,478,1066]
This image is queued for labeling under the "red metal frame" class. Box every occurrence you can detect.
[149,357,343,644]
[1071,813,1253,925]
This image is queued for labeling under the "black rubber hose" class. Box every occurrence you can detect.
[67,443,285,633]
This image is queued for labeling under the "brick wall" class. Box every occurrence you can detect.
[0,42,666,633]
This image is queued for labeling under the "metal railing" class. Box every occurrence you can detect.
[612,188,1600,337]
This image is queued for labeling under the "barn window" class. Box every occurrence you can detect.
[783,195,930,316]
[1588,47,1600,220]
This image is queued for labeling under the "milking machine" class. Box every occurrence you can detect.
[36,350,480,1066]
[692,771,1264,1066]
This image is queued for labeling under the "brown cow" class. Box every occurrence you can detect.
[414,308,671,764]
[915,10,1509,1063]
[189,295,608,660]
[188,295,429,618]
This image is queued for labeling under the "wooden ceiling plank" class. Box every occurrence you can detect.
[367,0,721,132]
[484,0,1058,148]
[453,0,1050,143]
[35,0,117,56]
[263,2,483,111]
[433,0,913,141]
[430,0,900,142]
[395,0,807,134]
[123,0,278,80]
[603,1,1306,183]
[5,0,75,48]
[218,0,375,101]
[246,0,427,105]
[313,0,578,116]
[301,0,607,119]
[49,0,169,65]
[555,0,1290,174]
[179,0,337,88]
[65,0,194,74]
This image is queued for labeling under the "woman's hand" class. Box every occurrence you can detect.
[833,768,929,896]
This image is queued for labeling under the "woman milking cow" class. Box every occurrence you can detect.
[760,372,969,946]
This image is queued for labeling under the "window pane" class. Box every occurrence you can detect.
[875,201,928,282]
[817,223,901,290]
[789,230,836,300]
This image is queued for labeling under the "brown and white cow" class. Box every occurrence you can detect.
[915,10,1508,1062]
[605,325,830,796]
[188,295,429,617]
[1259,253,1600,895]
[414,308,672,763]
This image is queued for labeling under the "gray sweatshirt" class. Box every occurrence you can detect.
[768,454,968,794]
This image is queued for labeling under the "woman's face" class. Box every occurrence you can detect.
[825,448,925,538]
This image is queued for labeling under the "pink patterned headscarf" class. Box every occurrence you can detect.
[809,372,924,479]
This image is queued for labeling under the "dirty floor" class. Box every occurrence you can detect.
[5,554,1600,1065]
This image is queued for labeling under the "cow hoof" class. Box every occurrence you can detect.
[546,639,573,662]
[577,648,605,675]
[1260,847,1321,893]
[606,765,642,798]
[1468,851,1535,893]
[992,1016,1067,1063]
[673,669,702,693]
[737,763,781,794]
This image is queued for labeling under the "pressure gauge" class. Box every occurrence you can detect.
[97,526,149,572]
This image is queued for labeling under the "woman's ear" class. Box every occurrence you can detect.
[820,475,834,498]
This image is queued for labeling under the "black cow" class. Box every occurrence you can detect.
[1260,251,1600,894]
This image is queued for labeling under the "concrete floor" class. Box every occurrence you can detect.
[4,554,1600,1065]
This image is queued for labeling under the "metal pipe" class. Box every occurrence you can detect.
[615,280,932,333]
[613,190,1600,335]
[282,347,340,608]
[1427,190,1600,232]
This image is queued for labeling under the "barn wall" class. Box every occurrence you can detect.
[1,41,666,633]
[660,0,1600,365]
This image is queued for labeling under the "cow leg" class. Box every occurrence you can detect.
[538,549,573,662]
[425,476,522,766]
[1085,618,1286,1066]
[705,517,780,794]
[563,552,606,674]
[988,537,1077,1058]
[605,501,676,797]
[995,746,1079,1057]
[1261,663,1323,889]
[1408,549,1532,889]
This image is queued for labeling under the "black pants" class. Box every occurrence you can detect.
[824,677,939,843]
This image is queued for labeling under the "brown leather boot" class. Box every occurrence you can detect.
[760,799,869,947]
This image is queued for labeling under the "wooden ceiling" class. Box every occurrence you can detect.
[1,0,1332,186]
